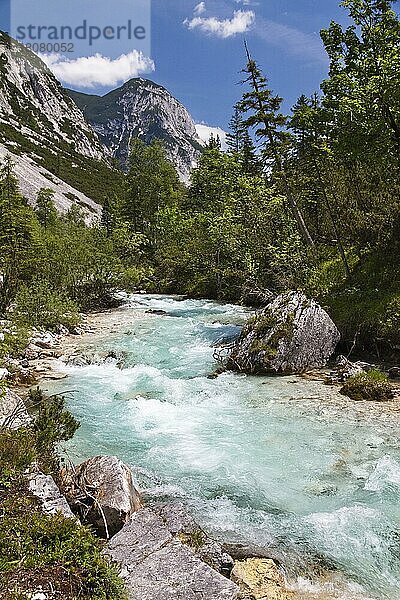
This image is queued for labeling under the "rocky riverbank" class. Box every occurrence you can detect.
[3,295,400,599]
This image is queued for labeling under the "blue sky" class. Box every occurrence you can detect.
[1,0,352,134]
[152,0,348,131]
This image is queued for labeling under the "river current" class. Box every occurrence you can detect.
[46,295,400,599]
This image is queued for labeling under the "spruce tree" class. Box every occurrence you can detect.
[238,42,314,247]
[0,157,34,312]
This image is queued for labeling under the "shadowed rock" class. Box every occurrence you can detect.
[69,455,142,538]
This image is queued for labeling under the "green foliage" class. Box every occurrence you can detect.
[340,370,394,401]
[0,325,29,367]
[13,281,79,330]
[0,508,125,599]
[124,139,184,245]
[33,395,80,466]
[0,428,37,485]
[0,393,124,599]
[178,529,207,552]
[35,188,58,229]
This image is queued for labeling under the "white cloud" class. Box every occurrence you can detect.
[184,9,255,39]
[196,123,228,150]
[40,50,155,88]
[193,2,206,15]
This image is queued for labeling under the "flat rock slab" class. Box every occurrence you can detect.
[107,508,238,600]
[124,540,238,600]
[29,472,75,519]
[107,508,172,568]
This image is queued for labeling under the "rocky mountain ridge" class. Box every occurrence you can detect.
[68,78,203,182]
[0,31,104,161]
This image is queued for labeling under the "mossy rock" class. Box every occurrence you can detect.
[340,370,394,402]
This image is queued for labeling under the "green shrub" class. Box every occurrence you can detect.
[0,428,37,487]
[0,498,125,599]
[33,394,80,474]
[13,281,79,331]
[340,370,394,402]
[379,296,400,346]
[0,409,125,599]
[0,325,30,365]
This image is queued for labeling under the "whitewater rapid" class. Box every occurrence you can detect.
[45,295,400,600]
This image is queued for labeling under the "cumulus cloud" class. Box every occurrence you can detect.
[184,9,255,39]
[40,50,155,88]
[193,2,206,15]
[196,123,227,150]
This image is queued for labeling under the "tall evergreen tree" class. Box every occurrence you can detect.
[0,157,35,312]
[238,42,314,247]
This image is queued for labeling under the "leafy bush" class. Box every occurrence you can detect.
[0,324,30,365]
[13,281,80,330]
[379,296,400,346]
[0,428,36,487]
[340,370,394,402]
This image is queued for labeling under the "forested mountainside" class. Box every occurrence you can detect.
[1,0,400,364]
[68,79,203,182]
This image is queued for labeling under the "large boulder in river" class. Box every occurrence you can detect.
[226,291,340,375]
[68,455,142,538]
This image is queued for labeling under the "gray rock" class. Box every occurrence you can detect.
[32,332,57,349]
[0,367,9,380]
[127,541,238,600]
[107,508,173,568]
[225,291,340,375]
[107,507,239,599]
[72,455,142,538]
[153,502,234,576]
[0,389,31,429]
[326,355,376,384]
[29,472,75,518]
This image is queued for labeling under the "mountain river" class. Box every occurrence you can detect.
[45,295,400,600]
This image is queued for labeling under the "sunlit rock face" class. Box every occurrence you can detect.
[68,78,204,182]
[0,32,105,160]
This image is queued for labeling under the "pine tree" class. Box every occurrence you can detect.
[238,42,314,247]
[101,196,114,237]
[226,105,244,154]
[0,157,35,313]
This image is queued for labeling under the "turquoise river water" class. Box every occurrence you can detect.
[46,295,400,600]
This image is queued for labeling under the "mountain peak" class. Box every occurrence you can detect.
[68,79,203,181]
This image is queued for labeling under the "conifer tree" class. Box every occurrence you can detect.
[226,105,244,154]
[238,42,314,247]
[0,157,34,312]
